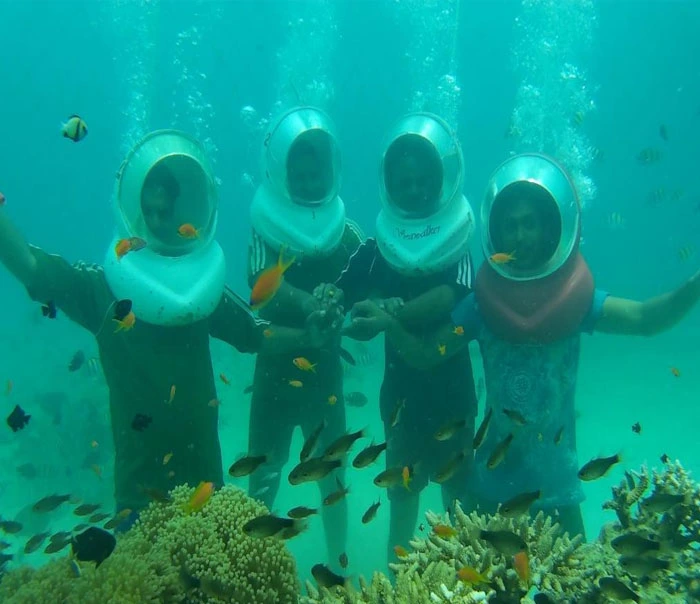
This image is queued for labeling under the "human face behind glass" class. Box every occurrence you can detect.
[287,150,328,202]
[496,197,548,270]
[141,183,176,239]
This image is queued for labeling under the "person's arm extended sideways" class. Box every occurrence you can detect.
[595,270,700,336]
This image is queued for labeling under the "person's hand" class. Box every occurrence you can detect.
[378,297,404,316]
[312,283,345,330]
[313,283,345,311]
[341,299,392,341]
[305,309,341,348]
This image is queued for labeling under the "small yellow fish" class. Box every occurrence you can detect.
[437,344,446,356]
[167,385,176,404]
[183,481,214,514]
[402,465,412,491]
[90,440,99,449]
[433,524,457,539]
[288,380,303,388]
[456,565,490,585]
[177,223,200,239]
[491,251,516,264]
[453,325,464,335]
[513,551,529,585]
[249,245,295,310]
[263,328,274,338]
[163,452,173,465]
[394,544,409,558]
[327,394,338,406]
[113,310,136,333]
[293,357,317,372]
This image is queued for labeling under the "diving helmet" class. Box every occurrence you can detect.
[482,153,581,282]
[251,106,346,258]
[376,112,474,275]
[104,130,225,326]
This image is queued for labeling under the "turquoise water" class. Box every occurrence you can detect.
[1,0,699,592]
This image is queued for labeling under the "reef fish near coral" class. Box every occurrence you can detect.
[71,527,116,567]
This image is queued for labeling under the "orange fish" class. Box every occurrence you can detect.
[433,524,457,539]
[453,326,464,336]
[402,466,412,491]
[115,236,147,261]
[328,394,338,406]
[263,328,274,338]
[167,471,175,478]
[456,566,490,585]
[671,367,681,377]
[163,452,173,465]
[167,385,176,404]
[437,344,446,356]
[177,223,200,239]
[116,508,132,519]
[208,398,220,408]
[219,373,231,385]
[249,246,295,310]
[113,310,136,333]
[394,545,409,558]
[293,357,317,373]
[513,550,529,585]
[289,380,303,388]
[5,379,12,396]
[491,251,516,264]
[184,481,214,514]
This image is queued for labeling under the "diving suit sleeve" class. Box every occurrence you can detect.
[580,288,609,334]
[209,286,269,353]
[446,251,474,296]
[24,245,110,334]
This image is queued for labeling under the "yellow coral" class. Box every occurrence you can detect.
[0,484,299,604]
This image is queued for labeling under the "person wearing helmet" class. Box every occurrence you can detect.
[370,153,700,538]
[0,130,332,518]
[246,107,363,560]
[337,113,478,560]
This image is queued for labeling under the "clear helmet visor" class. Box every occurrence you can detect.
[262,106,341,207]
[482,153,581,281]
[115,130,217,257]
[380,112,463,219]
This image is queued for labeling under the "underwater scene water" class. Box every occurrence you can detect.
[1,1,699,602]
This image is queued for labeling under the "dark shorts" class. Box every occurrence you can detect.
[379,356,477,500]
[248,356,347,470]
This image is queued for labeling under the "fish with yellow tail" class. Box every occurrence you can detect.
[249,245,295,310]
[183,481,215,514]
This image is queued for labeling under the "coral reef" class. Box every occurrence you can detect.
[302,501,602,603]
[2,460,699,603]
[0,484,299,603]
[597,459,700,604]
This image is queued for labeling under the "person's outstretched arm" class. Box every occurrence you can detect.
[595,269,700,336]
[0,207,38,287]
[0,206,108,333]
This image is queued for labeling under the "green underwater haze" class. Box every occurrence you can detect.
[0,0,700,602]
